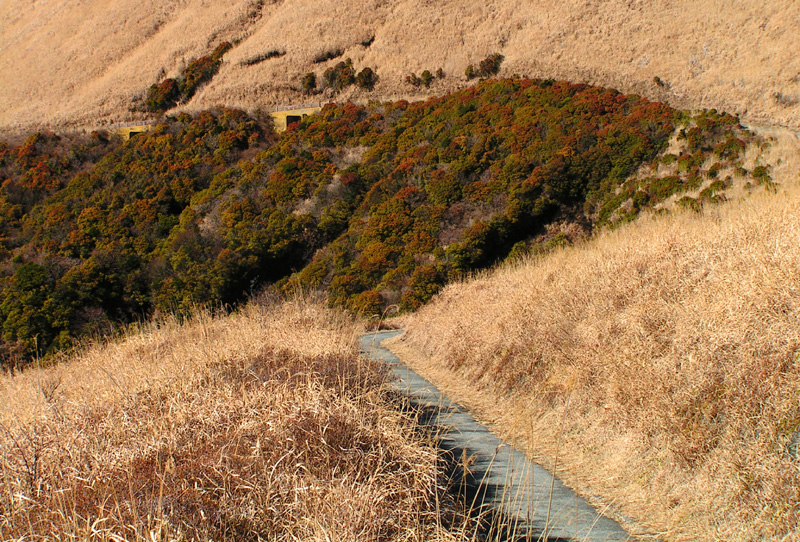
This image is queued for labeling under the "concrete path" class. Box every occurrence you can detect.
[361,330,640,542]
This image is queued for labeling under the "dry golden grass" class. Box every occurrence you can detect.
[1,0,800,133]
[0,296,468,541]
[395,131,800,540]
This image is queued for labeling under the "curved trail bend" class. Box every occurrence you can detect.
[361,330,642,542]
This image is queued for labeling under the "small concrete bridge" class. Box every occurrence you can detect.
[269,102,324,132]
[106,120,157,140]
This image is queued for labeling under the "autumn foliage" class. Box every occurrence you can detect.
[0,79,755,365]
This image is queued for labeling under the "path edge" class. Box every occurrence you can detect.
[380,331,655,540]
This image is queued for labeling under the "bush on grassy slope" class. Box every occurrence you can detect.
[145,42,233,112]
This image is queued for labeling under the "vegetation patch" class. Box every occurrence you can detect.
[321,58,378,93]
[313,48,344,64]
[0,79,763,365]
[241,48,286,66]
[406,68,445,88]
[302,59,379,95]
[144,42,232,112]
[0,109,272,363]
[593,109,765,225]
[465,53,504,80]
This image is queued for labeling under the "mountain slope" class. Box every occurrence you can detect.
[394,168,800,541]
[2,0,799,132]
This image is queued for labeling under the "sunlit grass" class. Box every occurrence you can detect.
[0,297,473,541]
[398,130,800,540]
[1,0,799,133]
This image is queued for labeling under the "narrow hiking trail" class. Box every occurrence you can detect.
[360,330,643,542]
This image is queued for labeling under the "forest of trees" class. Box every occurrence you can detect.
[0,78,755,366]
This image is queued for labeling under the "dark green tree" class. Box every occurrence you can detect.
[355,68,379,91]
[302,72,317,94]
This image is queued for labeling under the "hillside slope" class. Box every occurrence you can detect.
[2,0,799,132]
[0,80,772,364]
[0,298,473,540]
[393,135,800,540]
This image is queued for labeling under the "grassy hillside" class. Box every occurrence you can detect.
[4,2,798,538]
[394,151,800,540]
[0,80,771,365]
[1,0,799,133]
[0,297,474,540]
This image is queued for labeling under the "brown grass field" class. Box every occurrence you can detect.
[1,0,799,133]
[0,297,474,541]
[393,130,800,540]
[3,2,800,539]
